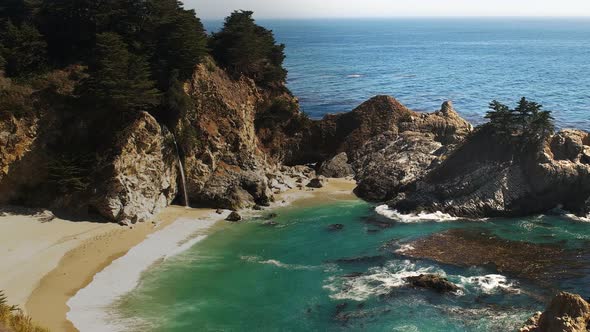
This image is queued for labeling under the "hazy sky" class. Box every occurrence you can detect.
[184,0,590,19]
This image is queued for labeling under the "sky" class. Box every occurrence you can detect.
[184,0,590,19]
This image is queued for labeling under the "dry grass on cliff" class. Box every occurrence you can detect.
[0,291,49,332]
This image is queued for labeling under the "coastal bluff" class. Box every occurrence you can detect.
[1,60,589,222]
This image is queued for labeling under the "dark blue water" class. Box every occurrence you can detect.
[205,18,590,130]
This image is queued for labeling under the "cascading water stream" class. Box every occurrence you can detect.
[168,130,190,207]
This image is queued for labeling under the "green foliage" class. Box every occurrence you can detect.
[159,72,193,124]
[484,97,555,143]
[46,153,93,194]
[0,20,47,77]
[211,10,287,87]
[78,32,160,113]
[145,0,208,84]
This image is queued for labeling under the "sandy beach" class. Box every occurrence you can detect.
[0,178,356,332]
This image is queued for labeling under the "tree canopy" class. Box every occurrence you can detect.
[211,10,287,87]
[485,97,555,142]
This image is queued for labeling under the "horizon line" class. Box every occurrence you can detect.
[200,15,590,21]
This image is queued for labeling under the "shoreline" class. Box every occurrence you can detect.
[0,178,356,332]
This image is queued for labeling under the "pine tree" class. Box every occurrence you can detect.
[80,32,159,113]
[211,10,287,87]
[0,19,46,77]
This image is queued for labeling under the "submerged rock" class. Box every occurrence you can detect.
[519,292,590,332]
[404,274,460,293]
[327,223,345,231]
[392,229,583,282]
[226,211,242,222]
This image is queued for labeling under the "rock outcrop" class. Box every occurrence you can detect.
[317,152,354,178]
[520,292,590,332]
[89,112,177,224]
[388,126,590,218]
[404,274,460,293]
[348,99,473,201]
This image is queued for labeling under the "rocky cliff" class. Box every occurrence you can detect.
[387,126,590,218]
[2,61,589,223]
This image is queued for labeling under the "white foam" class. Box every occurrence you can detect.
[323,260,445,301]
[346,74,363,78]
[240,255,317,270]
[67,217,219,332]
[565,213,590,222]
[375,205,459,223]
[458,274,520,294]
[394,244,415,254]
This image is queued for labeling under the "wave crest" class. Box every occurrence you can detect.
[375,205,458,222]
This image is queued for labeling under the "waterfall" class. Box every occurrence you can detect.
[169,131,190,207]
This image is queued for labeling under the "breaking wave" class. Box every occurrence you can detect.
[375,205,459,223]
[323,260,520,301]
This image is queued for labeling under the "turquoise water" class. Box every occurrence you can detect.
[118,200,590,331]
[205,19,590,130]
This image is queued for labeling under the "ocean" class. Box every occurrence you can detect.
[205,18,590,130]
[69,19,590,332]
[112,201,590,331]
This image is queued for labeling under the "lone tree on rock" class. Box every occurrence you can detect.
[484,97,554,143]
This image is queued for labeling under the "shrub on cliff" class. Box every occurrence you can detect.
[211,10,287,88]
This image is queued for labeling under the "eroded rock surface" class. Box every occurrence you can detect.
[388,127,590,218]
[520,292,590,332]
[90,112,177,224]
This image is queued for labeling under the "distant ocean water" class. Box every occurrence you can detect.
[205,18,590,130]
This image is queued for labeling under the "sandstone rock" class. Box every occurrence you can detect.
[404,274,460,293]
[317,152,354,178]
[307,177,324,188]
[226,211,242,222]
[519,292,590,332]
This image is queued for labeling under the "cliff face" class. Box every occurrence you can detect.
[388,126,590,218]
[89,112,177,224]
[173,59,273,209]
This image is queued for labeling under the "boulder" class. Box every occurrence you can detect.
[307,177,324,188]
[404,274,460,293]
[226,211,242,222]
[317,152,354,178]
[519,292,590,332]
